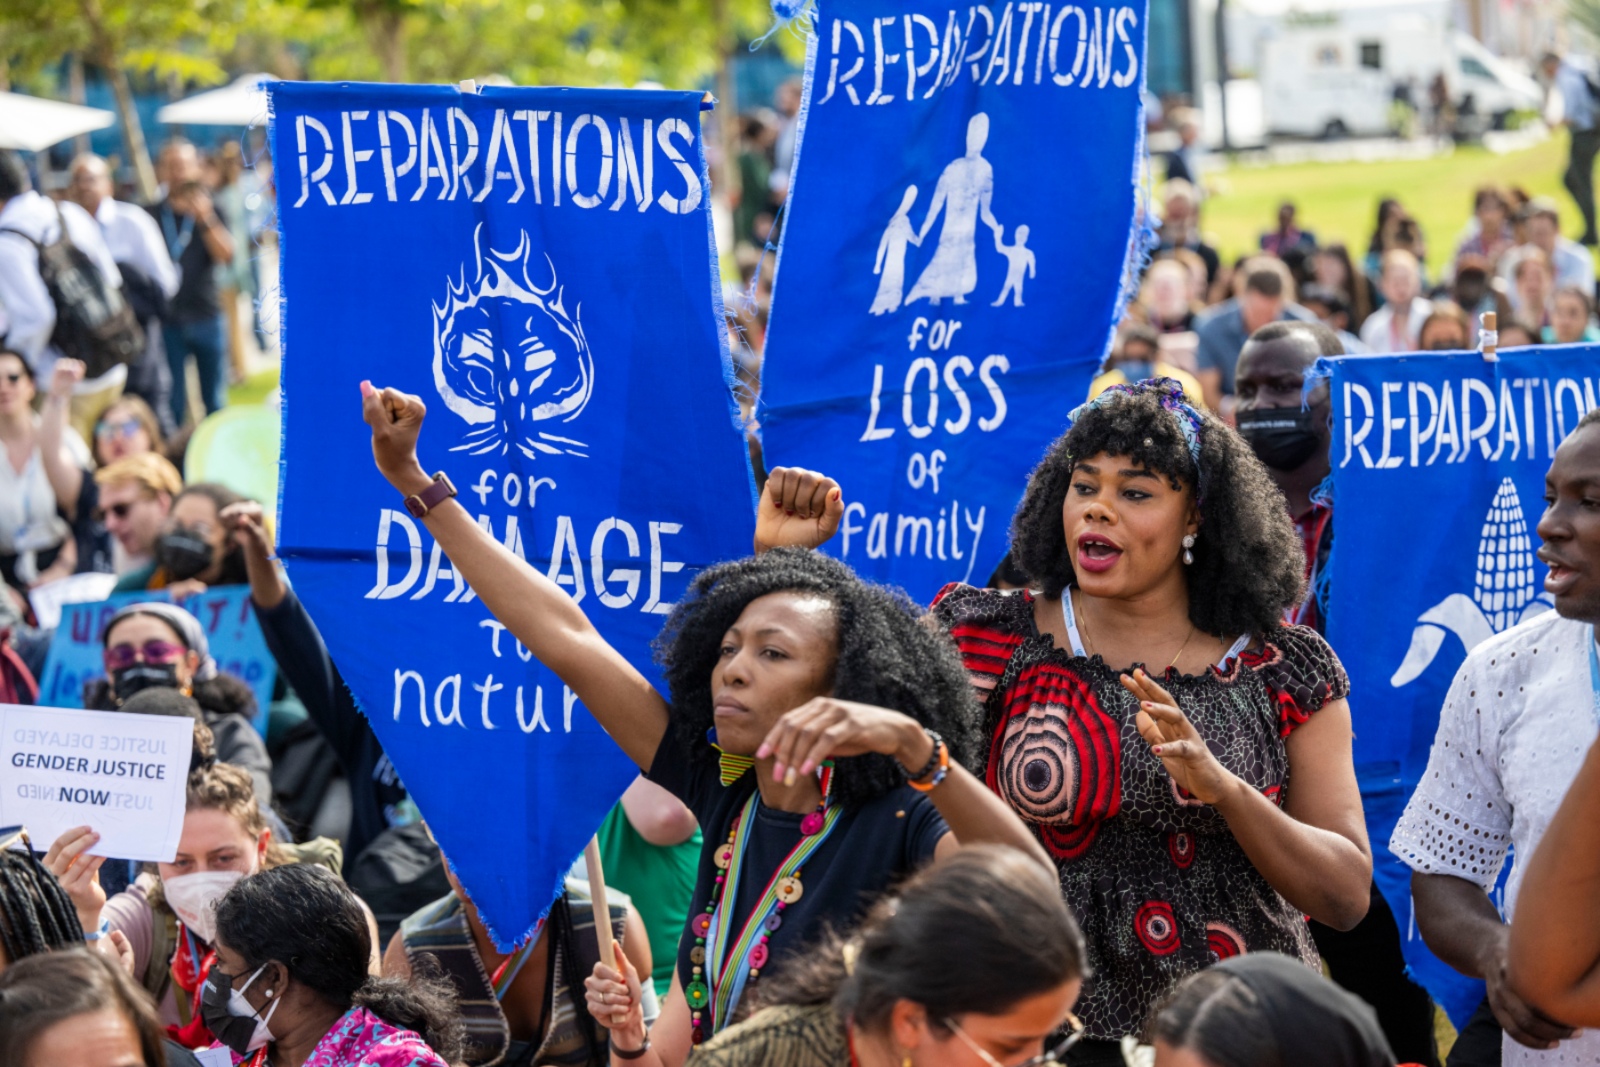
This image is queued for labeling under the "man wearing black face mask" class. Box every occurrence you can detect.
[1234,320,1443,1067]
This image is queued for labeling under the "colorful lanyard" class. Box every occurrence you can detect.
[490,935,538,998]
[703,792,842,1030]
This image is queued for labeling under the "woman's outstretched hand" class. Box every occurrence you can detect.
[1124,668,1236,806]
[584,941,646,1050]
[43,825,107,926]
[756,698,930,785]
[360,381,432,495]
[754,467,845,554]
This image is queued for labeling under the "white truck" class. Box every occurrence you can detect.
[1254,2,1542,138]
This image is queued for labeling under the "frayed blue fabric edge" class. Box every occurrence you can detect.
[1103,1,1159,373]
[741,1,823,446]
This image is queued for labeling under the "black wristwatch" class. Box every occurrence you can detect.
[612,1036,651,1060]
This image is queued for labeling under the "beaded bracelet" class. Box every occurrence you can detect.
[907,734,950,793]
[904,728,944,781]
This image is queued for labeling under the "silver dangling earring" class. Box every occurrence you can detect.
[1182,534,1196,565]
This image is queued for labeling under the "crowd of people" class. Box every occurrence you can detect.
[4,80,1600,1067]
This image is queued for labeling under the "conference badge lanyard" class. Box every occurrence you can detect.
[161,206,196,262]
[700,790,842,1033]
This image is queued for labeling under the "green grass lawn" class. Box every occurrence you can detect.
[1198,132,1590,280]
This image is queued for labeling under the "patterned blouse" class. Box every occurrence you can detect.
[930,584,1349,1040]
[224,1006,448,1067]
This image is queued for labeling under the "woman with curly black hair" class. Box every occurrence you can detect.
[924,378,1370,1065]
[358,383,1049,1067]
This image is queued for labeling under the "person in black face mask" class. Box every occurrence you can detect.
[1234,320,1443,1067]
[205,864,462,1065]
[85,602,276,818]
[115,482,252,595]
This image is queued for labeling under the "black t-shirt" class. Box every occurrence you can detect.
[148,199,228,324]
[647,721,949,999]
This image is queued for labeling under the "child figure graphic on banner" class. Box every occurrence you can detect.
[905,113,1005,308]
[993,224,1035,307]
[869,185,921,316]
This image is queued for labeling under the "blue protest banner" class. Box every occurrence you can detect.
[1323,344,1600,1025]
[759,0,1148,602]
[38,586,277,732]
[269,82,755,947]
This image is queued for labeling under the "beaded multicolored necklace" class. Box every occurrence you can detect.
[686,751,839,1045]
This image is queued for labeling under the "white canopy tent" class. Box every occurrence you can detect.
[157,73,275,127]
[0,91,115,152]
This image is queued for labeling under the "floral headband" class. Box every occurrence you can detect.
[1065,377,1204,476]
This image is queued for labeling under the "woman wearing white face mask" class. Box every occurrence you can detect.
[45,760,346,1050]
[204,863,461,1067]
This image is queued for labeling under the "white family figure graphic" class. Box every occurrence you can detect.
[871,185,923,314]
[992,225,1035,307]
[871,113,1030,315]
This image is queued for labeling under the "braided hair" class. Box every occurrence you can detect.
[0,844,85,962]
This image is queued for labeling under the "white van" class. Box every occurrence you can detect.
[1257,6,1541,138]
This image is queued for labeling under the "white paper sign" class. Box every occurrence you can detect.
[27,571,118,630]
[0,704,191,862]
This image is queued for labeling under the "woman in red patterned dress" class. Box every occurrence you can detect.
[924,379,1371,1065]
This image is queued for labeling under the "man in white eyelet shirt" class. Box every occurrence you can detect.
[1392,412,1600,1067]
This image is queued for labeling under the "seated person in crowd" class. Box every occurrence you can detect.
[0,350,87,591]
[209,863,460,1066]
[589,845,1085,1067]
[1511,248,1556,329]
[46,759,355,1049]
[1359,250,1433,354]
[88,601,274,807]
[1418,303,1474,351]
[384,844,653,1067]
[94,452,185,578]
[116,482,250,594]
[1544,286,1600,344]
[1193,257,1314,411]
[1090,322,1204,406]
[1149,952,1397,1067]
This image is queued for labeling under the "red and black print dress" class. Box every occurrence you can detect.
[930,583,1349,1040]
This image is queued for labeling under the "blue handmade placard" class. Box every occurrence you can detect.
[38,585,276,732]
[269,82,754,947]
[759,0,1149,601]
[1323,344,1600,1025]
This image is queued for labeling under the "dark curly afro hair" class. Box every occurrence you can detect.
[1009,383,1305,638]
[653,547,979,810]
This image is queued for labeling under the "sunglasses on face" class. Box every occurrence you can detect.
[945,1013,1086,1067]
[95,501,137,522]
[96,418,143,439]
[104,639,187,671]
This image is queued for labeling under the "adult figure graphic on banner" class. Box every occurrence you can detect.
[808,379,1372,1065]
[905,114,1005,308]
[359,381,1051,1064]
[1233,322,1441,1067]
[1389,407,1600,1067]
[869,186,921,316]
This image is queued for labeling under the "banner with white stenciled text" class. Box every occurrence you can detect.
[1323,344,1600,1025]
[760,0,1148,600]
[270,82,755,947]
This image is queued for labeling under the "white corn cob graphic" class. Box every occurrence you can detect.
[1391,478,1553,687]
